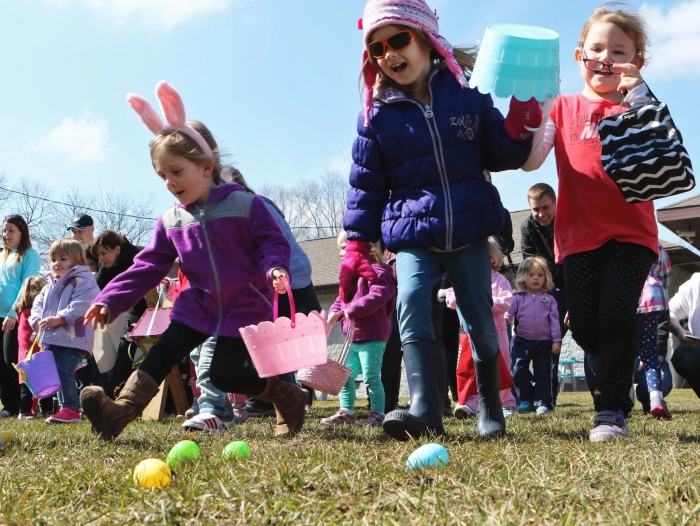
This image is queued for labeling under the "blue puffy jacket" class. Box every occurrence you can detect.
[344,69,532,252]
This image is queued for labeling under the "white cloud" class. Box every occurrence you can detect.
[326,150,352,176]
[641,0,700,80]
[44,0,232,30]
[34,113,109,164]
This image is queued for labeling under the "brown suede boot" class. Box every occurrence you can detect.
[256,377,307,436]
[80,370,160,441]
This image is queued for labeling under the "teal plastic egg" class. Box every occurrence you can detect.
[406,443,449,470]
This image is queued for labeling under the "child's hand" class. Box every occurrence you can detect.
[271,268,290,294]
[551,342,561,355]
[84,305,109,329]
[611,63,644,95]
[504,96,543,140]
[38,316,63,330]
[563,311,570,327]
[160,278,171,291]
[1,317,16,332]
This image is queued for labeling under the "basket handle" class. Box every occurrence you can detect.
[325,313,355,366]
[145,284,166,338]
[336,319,355,366]
[12,332,41,380]
[273,276,296,327]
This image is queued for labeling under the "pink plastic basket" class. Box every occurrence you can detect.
[297,313,354,396]
[239,277,327,378]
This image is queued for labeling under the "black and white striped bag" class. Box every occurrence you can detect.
[598,93,695,203]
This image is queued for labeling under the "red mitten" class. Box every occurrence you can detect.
[504,97,542,140]
[338,240,378,302]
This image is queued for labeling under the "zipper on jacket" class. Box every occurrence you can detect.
[385,79,453,251]
[199,206,224,336]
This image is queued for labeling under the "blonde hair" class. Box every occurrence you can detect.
[488,236,504,270]
[364,27,478,100]
[13,276,47,313]
[49,238,86,267]
[149,120,223,184]
[515,257,554,292]
[337,229,382,263]
[578,2,649,66]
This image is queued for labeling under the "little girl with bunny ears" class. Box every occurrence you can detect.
[80,81,306,441]
[339,0,543,441]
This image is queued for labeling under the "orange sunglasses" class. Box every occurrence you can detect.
[368,30,417,58]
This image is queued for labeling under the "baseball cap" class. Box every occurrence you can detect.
[67,213,94,231]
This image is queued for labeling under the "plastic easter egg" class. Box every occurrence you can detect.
[406,443,449,470]
[133,458,172,488]
[0,431,13,447]
[222,441,251,461]
[166,440,200,469]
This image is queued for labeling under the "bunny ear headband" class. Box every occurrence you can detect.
[126,80,213,159]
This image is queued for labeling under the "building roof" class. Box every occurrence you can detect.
[299,236,341,293]
[657,192,700,249]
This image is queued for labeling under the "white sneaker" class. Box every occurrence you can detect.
[0,409,12,418]
[182,413,234,434]
[454,404,478,419]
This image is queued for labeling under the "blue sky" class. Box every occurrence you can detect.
[1,0,699,243]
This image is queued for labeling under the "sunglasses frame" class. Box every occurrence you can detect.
[368,29,418,59]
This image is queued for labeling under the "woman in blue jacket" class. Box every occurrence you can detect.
[0,215,40,417]
[339,0,542,440]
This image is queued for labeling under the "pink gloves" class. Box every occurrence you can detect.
[338,240,378,302]
[504,97,542,141]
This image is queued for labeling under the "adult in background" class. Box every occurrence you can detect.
[91,230,147,398]
[224,167,322,414]
[667,273,700,401]
[520,183,567,405]
[0,215,40,417]
[67,213,95,246]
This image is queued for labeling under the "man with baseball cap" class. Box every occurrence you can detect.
[67,213,95,246]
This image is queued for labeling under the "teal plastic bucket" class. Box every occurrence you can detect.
[470,24,560,101]
[15,351,61,399]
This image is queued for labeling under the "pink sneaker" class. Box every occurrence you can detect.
[320,409,356,425]
[361,411,385,427]
[46,407,82,424]
[650,397,672,420]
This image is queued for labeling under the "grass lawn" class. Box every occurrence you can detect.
[2,390,700,525]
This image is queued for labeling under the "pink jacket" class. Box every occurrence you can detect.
[444,270,513,330]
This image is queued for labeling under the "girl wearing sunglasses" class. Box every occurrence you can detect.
[339,0,543,441]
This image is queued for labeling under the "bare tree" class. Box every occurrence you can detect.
[10,178,62,260]
[0,172,11,212]
[259,172,348,242]
[0,176,156,266]
[62,189,155,245]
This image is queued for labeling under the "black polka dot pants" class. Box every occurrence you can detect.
[563,240,656,413]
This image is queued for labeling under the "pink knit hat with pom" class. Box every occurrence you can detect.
[359,0,468,124]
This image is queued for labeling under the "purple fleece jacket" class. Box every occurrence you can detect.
[506,289,561,342]
[94,184,290,337]
[330,261,396,342]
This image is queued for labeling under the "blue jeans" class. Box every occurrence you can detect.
[395,241,498,362]
[191,337,233,420]
[51,346,86,411]
[510,336,553,408]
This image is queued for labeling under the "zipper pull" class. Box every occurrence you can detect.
[424,105,434,119]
